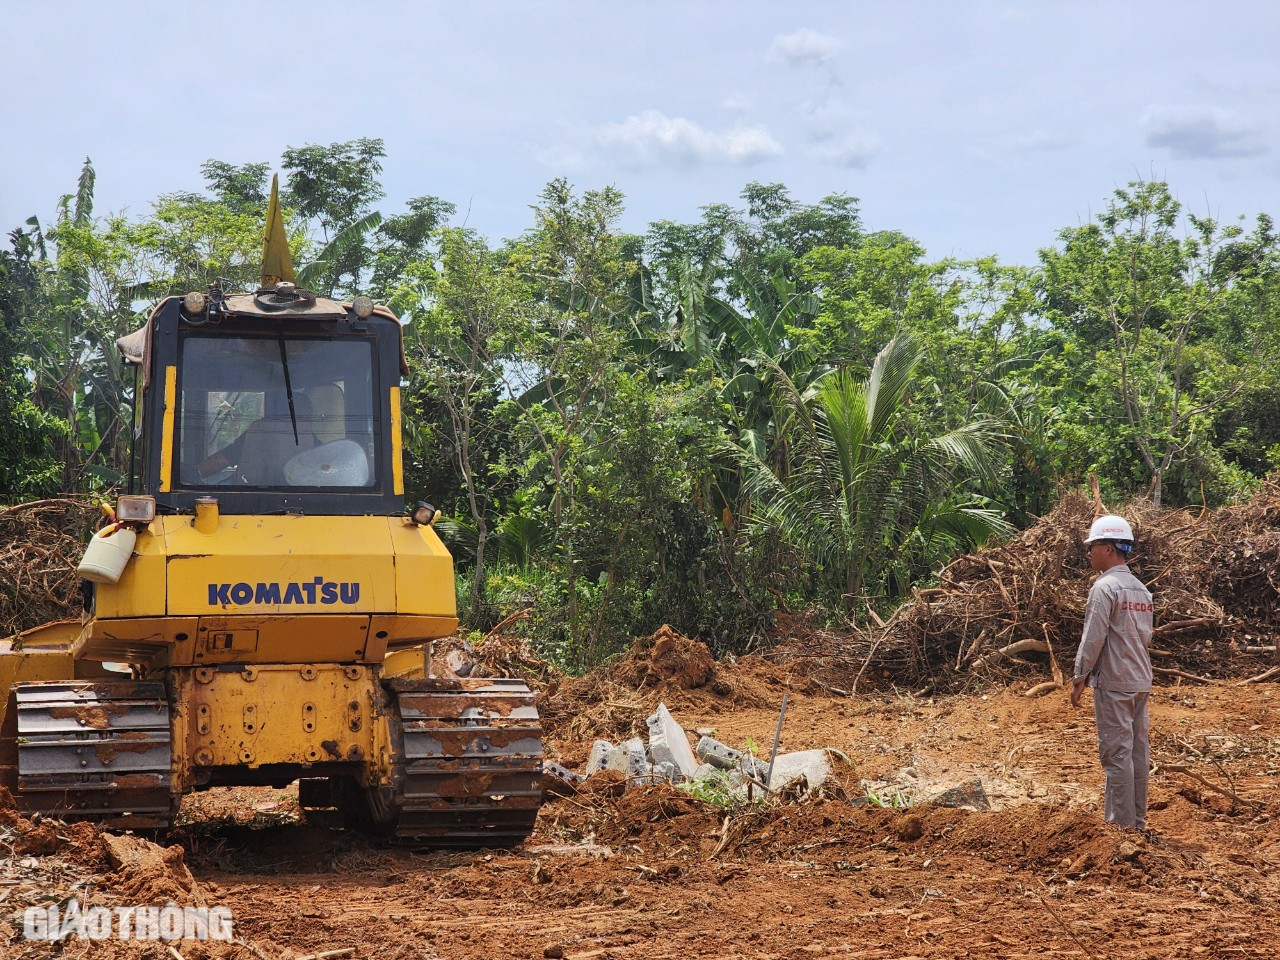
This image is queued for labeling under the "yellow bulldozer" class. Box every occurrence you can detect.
[0,191,544,847]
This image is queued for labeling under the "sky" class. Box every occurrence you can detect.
[2,1,1277,267]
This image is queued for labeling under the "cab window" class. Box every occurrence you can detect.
[176,336,378,489]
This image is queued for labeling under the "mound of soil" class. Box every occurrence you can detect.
[611,625,716,691]
[102,832,201,903]
[539,626,788,745]
[542,780,1164,888]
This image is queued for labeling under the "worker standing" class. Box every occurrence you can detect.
[1070,514,1154,831]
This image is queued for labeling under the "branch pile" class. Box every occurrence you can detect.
[0,499,98,638]
[880,480,1280,686]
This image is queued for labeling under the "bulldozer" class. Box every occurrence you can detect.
[0,184,544,847]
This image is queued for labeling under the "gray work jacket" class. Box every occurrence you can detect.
[1074,563,1154,692]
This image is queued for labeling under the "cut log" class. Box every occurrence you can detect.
[1024,681,1062,698]
[970,638,1049,672]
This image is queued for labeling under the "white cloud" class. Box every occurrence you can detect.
[593,110,783,167]
[1141,105,1266,160]
[769,28,843,66]
[809,132,881,169]
[721,93,752,115]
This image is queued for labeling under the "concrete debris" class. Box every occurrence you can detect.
[542,761,586,797]
[442,643,477,678]
[524,842,613,859]
[647,704,700,779]
[695,735,742,770]
[585,740,614,776]
[766,749,832,794]
[697,736,768,781]
[562,702,844,802]
[692,762,719,781]
[604,738,649,778]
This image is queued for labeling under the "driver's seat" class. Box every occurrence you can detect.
[237,395,316,485]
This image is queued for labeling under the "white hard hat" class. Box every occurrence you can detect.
[1085,514,1134,544]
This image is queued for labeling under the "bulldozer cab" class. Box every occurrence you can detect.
[124,284,409,517]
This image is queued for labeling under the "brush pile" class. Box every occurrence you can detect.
[0,498,98,638]
[877,480,1280,686]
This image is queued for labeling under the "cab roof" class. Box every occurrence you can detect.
[115,292,408,388]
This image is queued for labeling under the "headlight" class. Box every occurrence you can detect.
[352,296,375,319]
[116,495,156,523]
[183,291,208,314]
[410,501,438,526]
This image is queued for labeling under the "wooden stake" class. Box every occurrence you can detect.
[765,693,789,789]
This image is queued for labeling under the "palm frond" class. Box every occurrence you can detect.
[297,211,384,291]
[864,333,921,442]
[74,158,96,227]
[924,419,1007,490]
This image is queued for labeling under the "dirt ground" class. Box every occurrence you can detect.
[4,673,1279,960]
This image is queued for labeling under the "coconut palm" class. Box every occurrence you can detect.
[734,333,1012,610]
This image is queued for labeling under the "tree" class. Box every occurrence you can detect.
[119,192,267,295]
[283,138,387,297]
[20,159,146,489]
[1038,181,1280,505]
[708,181,862,286]
[199,160,271,214]
[498,179,635,648]
[370,196,456,305]
[0,227,63,500]
[405,226,515,625]
[734,334,1010,611]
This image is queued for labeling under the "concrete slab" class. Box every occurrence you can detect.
[695,736,742,770]
[767,749,833,793]
[647,703,699,779]
[585,740,614,776]
[605,737,649,778]
[695,736,768,780]
[542,761,585,797]
[652,761,678,782]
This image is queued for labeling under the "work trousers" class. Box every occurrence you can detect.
[1093,688,1150,830]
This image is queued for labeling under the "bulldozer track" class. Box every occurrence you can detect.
[385,677,544,848]
[10,680,174,829]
